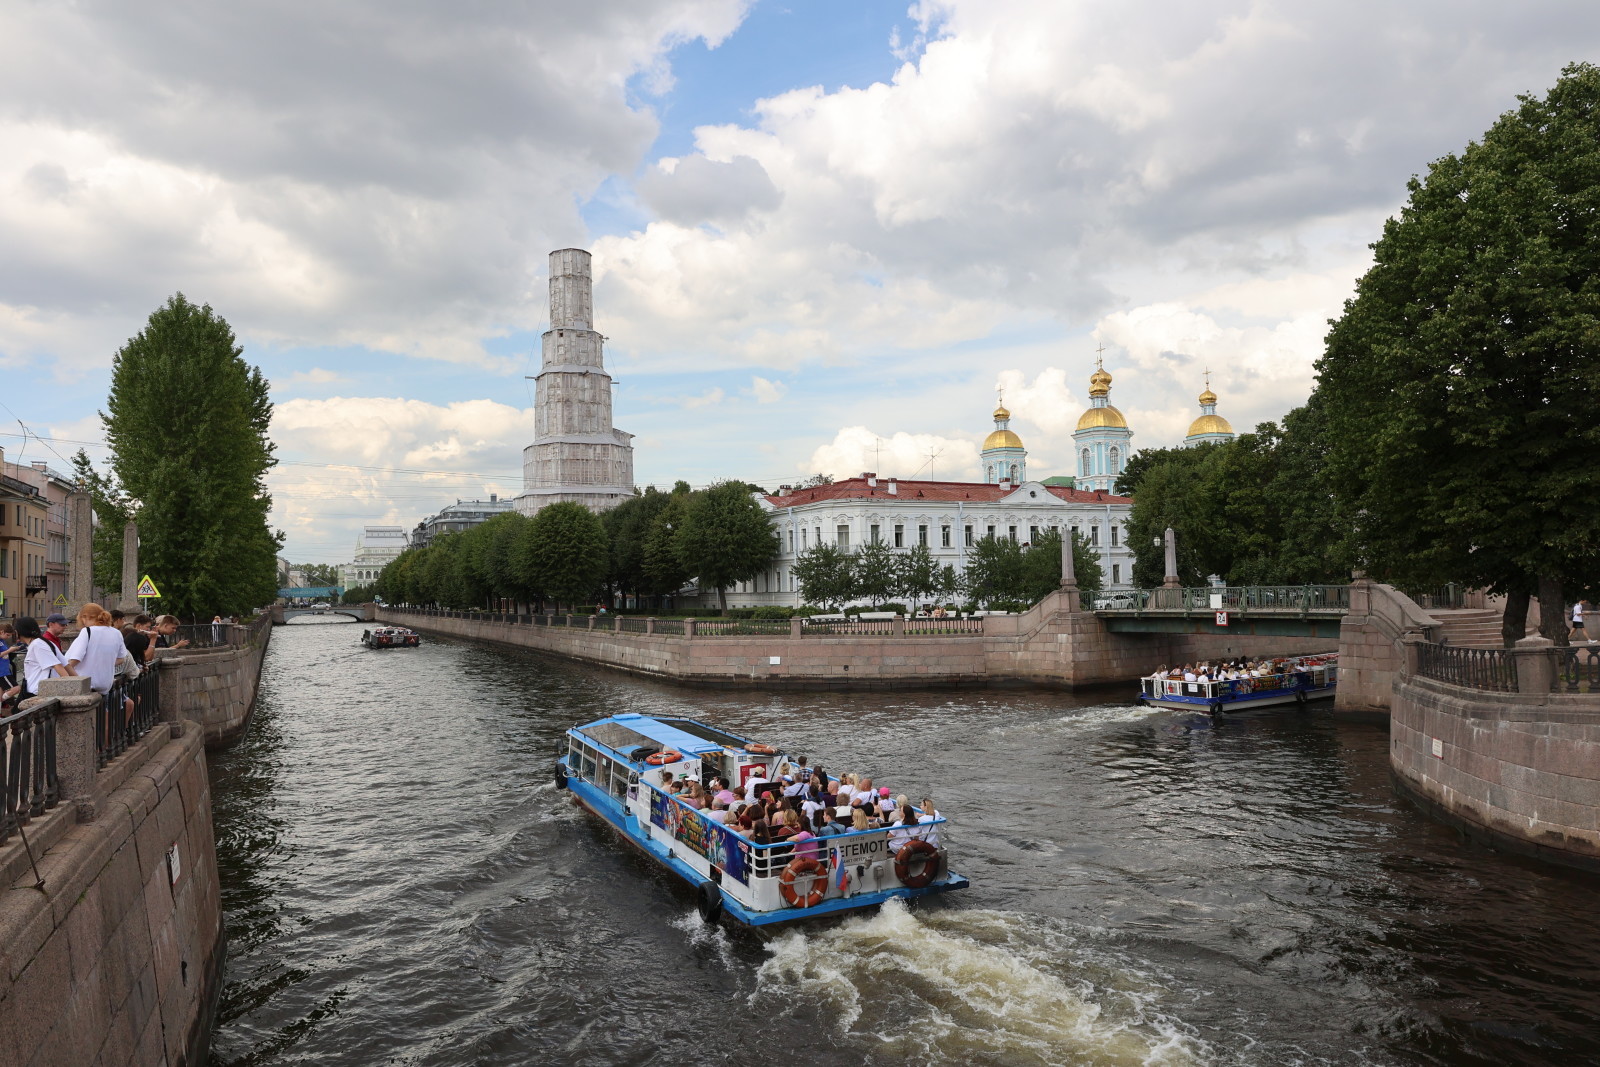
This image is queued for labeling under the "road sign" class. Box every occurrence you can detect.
[136,575,161,599]
[54,593,69,606]
[1214,610,1230,627]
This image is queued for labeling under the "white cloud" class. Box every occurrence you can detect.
[805,426,980,483]
[749,376,787,403]
[273,368,351,391]
[680,387,726,409]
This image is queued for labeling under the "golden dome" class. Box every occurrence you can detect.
[984,428,1024,450]
[1187,413,1234,437]
[1198,388,1217,406]
[1076,405,1127,431]
[1088,368,1113,398]
[993,403,1010,420]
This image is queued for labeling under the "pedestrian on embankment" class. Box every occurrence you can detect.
[17,616,74,697]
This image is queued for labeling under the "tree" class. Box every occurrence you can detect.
[852,538,900,606]
[674,481,777,613]
[894,543,942,612]
[1316,63,1600,643]
[792,542,855,609]
[1019,529,1103,604]
[70,449,132,598]
[642,492,692,600]
[518,503,609,607]
[102,294,281,618]
[961,535,1024,607]
[296,563,340,587]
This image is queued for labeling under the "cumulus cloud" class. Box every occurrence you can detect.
[638,154,782,226]
[0,1,752,374]
[749,376,787,403]
[273,368,351,391]
[805,426,980,483]
[680,387,726,408]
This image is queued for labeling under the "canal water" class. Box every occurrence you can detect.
[207,619,1600,1066]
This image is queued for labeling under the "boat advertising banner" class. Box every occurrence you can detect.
[650,791,749,884]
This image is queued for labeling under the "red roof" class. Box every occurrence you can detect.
[764,477,1130,507]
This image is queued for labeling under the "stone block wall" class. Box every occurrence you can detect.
[1336,579,1438,712]
[156,623,273,749]
[1391,672,1600,871]
[0,723,223,1066]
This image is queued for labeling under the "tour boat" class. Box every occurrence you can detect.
[555,714,968,927]
[361,626,421,649]
[1137,653,1338,713]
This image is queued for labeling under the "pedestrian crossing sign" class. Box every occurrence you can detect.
[54,594,68,606]
[136,575,161,599]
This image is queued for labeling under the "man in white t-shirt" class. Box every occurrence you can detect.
[65,612,125,694]
[743,768,769,802]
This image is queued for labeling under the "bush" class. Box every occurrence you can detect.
[752,606,793,619]
[875,603,908,615]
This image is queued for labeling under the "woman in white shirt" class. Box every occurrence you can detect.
[65,604,124,694]
[18,617,73,694]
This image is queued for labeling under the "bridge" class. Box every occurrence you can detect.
[278,584,344,599]
[277,605,371,623]
[1094,585,1349,639]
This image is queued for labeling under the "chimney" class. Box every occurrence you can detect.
[886,478,898,495]
[865,472,877,487]
[1000,476,1011,490]
[778,485,792,498]
[490,493,498,502]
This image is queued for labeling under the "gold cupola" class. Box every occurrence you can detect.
[1077,364,1127,430]
[984,403,1024,450]
[1185,374,1234,441]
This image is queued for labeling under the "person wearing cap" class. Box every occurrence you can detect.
[742,767,770,802]
[18,617,74,695]
[42,612,70,653]
[876,786,896,817]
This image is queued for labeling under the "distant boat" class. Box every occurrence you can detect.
[557,713,968,927]
[1137,654,1338,714]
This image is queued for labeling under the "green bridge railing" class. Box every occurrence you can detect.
[1095,585,1351,614]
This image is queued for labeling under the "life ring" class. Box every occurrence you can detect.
[744,742,777,755]
[778,857,827,908]
[696,879,724,923]
[646,750,682,765]
[554,763,567,790]
[894,840,939,889]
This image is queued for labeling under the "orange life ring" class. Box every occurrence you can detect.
[645,750,682,765]
[744,742,777,755]
[778,857,827,908]
[894,840,939,889]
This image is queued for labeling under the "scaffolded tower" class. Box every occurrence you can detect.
[516,248,635,517]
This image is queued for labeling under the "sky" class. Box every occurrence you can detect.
[5,1,1598,563]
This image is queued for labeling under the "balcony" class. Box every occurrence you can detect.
[46,560,67,575]
[24,575,46,594]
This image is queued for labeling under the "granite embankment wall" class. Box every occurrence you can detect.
[376,595,1331,690]
[157,616,273,749]
[1336,578,1440,712]
[2,618,270,1064]
[1,681,224,1066]
[1391,635,1600,872]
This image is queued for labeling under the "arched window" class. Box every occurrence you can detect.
[987,464,995,482]
[1109,446,1120,473]
[1009,463,1019,482]
[1081,448,1092,475]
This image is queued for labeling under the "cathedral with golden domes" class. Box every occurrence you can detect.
[1183,373,1236,447]
[1071,356,1136,491]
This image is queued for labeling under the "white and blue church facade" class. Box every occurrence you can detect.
[1072,362,1134,492]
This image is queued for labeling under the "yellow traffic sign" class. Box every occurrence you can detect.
[54,594,68,606]
[136,575,161,599]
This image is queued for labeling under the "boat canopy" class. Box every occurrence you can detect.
[574,714,729,760]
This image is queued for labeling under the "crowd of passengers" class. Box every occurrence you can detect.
[1149,658,1318,683]
[658,757,942,869]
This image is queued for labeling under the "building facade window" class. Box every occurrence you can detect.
[1090,525,1100,546]
[870,523,881,544]
[894,524,904,548]
[986,525,996,540]
[1008,525,1018,541]
[964,525,974,547]
[836,525,850,549]
[1029,525,1039,543]
[941,525,951,548]
[1111,525,1119,547]
[918,525,928,546]
[1112,563,1121,583]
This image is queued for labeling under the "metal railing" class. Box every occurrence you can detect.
[1555,644,1600,694]
[903,617,985,634]
[801,618,896,635]
[652,618,685,635]
[1416,642,1518,692]
[98,668,162,767]
[1402,584,1468,611]
[1096,585,1352,614]
[1,697,58,845]
[696,618,794,637]
[619,617,651,633]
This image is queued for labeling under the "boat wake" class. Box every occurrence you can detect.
[751,899,1212,1066]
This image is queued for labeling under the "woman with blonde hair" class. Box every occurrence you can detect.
[65,603,122,695]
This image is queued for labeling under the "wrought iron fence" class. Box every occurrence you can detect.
[695,618,794,636]
[98,667,162,767]
[652,618,684,635]
[903,617,985,635]
[1554,644,1600,694]
[0,697,58,846]
[619,617,651,633]
[1099,585,1352,613]
[1403,584,1468,611]
[1416,642,1518,692]
[801,618,896,636]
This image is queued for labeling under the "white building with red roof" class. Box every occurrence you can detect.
[730,471,1133,609]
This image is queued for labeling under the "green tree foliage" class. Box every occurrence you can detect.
[852,538,900,605]
[894,544,943,612]
[791,542,855,609]
[642,492,692,598]
[961,536,1023,607]
[520,502,609,606]
[1019,529,1103,603]
[1316,62,1600,640]
[603,489,681,606]
[673,481,777,613]
[295,563,340,587]
[70,449,132,597]
[103,294,281,618]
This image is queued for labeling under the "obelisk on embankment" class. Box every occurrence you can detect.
[514,248,636,518]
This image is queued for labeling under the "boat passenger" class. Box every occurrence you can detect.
[858,776,877,801]
[887,805,917,851]
[792,828,818,863]
[782,775,806,798]
[817,808,848,837]
[682,782,706,810]
[801,789,826,824]
[876,787,896,817]
[743,768,770,801]
[706,797,730,824]
[850,808,871,833]
[918,798,943,848]
[1183,666,1198,681]
[750,821,774,877]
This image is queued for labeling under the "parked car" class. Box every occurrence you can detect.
[1093,593,1143,610]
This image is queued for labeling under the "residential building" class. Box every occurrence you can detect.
[0,451,52,618]
[3,457,77,614]
[411,494,514,549]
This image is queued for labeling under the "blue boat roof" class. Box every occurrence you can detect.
[573,714,732,758]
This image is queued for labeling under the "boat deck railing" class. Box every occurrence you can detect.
[1141,662,1337,700]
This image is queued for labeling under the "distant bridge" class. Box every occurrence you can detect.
[1094,585,1349,639]
[279,585,344,599]
[278,606,369,623]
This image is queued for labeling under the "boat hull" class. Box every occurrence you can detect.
[561,761,967,928]
[1140,685,1336,713]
